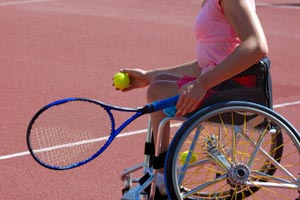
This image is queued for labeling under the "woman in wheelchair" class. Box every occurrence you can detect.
[117,0,271,198]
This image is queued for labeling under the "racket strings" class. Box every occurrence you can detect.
[28,100,113,169]
[31,127,94,166]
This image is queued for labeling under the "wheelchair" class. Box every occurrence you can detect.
[121,57,300,200]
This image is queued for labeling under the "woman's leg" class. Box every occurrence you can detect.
[146,73,181,173]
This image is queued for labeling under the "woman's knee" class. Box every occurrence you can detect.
[147,80,179,102]
[147,81,165,101]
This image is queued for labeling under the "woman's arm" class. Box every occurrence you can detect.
[120,60,201,91]
[200,0,268,90]
[147,60,201,80]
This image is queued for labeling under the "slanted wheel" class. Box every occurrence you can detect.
[165,101,300,200]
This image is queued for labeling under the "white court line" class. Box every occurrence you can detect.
[0,127,162,160]
[273,101,300,109]
[256,3,300,9]
[0,101,299,161]
[0,0,51,6]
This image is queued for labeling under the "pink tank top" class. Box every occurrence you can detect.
[195,0,246,70]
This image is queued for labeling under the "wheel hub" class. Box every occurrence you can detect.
[228,164,250,187]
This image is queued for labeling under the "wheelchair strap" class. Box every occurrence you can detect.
[153,151,167,169]
[144,140,167,169]
[144,142,155,156]
[139,172,151,185]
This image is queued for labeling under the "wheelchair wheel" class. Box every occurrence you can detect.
[165,101,300,200]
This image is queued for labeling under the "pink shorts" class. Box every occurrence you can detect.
[176,76,198,88]
[176,75,256,88]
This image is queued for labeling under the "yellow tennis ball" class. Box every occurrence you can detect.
[113,72,130,89]
[180,151,197,165]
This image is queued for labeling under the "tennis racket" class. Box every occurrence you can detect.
[27,95,179,170]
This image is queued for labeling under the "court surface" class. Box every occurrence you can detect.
[0,0,299,199]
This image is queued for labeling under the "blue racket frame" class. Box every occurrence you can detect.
[27,95,179,170]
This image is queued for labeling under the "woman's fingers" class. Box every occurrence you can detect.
[175,79,207,117]
[175,95,199,117]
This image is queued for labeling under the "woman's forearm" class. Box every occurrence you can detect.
[146,60,201,80]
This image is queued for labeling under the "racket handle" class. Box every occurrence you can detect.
[150,95,179,112]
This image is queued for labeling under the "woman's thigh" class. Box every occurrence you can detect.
[147,74,181,102]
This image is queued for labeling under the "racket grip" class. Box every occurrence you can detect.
[151,95,179,112]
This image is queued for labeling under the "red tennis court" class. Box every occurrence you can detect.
[0,0,299,199]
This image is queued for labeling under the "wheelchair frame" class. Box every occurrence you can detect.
[120,101,300,200]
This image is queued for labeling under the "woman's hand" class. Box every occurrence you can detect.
[175,78,207,117]
[114,68,150,91]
